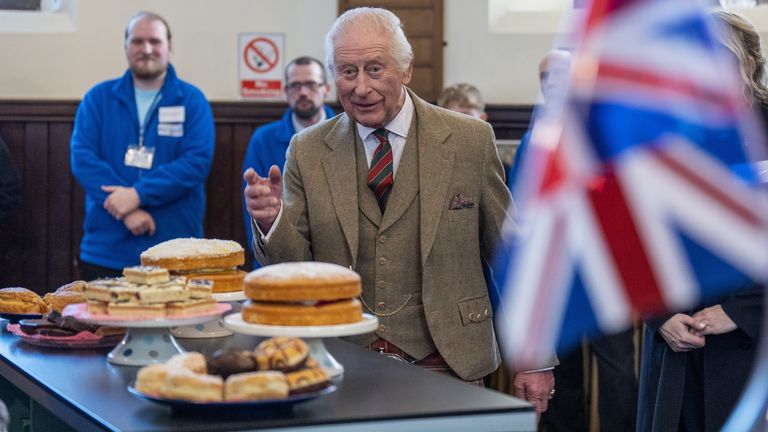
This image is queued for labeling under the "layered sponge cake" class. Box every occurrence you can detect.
[243,262,363,326]
[140,238,244,271]
[140,238,246,293]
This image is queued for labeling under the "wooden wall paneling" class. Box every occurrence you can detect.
[22,122,48,294]
[47,122,74,288]
[70,176,85,280]
[206,124,235,242]
[0,122,25,288]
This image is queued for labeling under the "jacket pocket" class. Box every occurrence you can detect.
[457,293,493,326]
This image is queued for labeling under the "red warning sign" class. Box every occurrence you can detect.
[243,37,279,73]
[238,33,285,100]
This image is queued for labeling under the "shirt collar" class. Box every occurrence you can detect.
[356,87,413,141]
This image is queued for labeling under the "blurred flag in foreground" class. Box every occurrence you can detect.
[494,0,768,370]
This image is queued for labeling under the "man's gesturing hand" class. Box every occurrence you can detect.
[243,165,282,233]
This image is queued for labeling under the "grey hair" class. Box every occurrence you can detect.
[324,7,413,77]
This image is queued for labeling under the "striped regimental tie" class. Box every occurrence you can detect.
[367,128,394,211]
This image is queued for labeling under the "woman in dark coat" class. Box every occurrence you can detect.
[637,10,767,432]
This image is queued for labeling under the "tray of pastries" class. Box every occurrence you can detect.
[0,281,87,323]
[128,336,335,411]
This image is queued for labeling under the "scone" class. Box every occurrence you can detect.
[166,352,208,374]
[224,371,289,401]
[135,364,174,395]
[160,370,223,402]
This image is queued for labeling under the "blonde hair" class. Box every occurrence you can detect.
[712,10,768,105]
[437,83,485,111]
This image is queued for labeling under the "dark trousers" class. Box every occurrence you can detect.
[540,328,638,432]
[78,261,122,281]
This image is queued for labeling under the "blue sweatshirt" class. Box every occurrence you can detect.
[241,106,335,268]
[71,65,215,269]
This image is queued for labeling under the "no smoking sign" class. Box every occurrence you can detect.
[239,33,285,99]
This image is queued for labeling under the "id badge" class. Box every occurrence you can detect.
[124,145,155,169]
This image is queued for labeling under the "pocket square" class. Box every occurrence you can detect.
[449,193,476,210]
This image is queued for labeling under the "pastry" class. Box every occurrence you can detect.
[86,300,108,315]
[106,302,165,319]
[122,266,170,285]
[253,337,309,372]
[160,369,223,402]
[54,280,86,294]
[135,364,174,395]
[43,290,84,313]
[166,352,207,374]
[140,238,245,271]
[137,279,188,304]
[224,371,289,401]
[207,347,258,379]
[186,279,213,299]
[243,298,362,326]
[185,269,246,293]
[286,366,330,395]
[0,287,48,314]
[165,298,216,316]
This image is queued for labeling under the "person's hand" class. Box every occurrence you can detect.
[123,209,156,236]
[243,165,282,232]
[513,370,555,420]
[658,313,705,352]
[102,186,140,220]
[691,305,737,336]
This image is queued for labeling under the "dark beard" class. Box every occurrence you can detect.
[130,60,167,81]
[294,102,320,120]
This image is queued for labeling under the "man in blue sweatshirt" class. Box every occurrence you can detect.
[71,11,215,280]
[242,57,334,268]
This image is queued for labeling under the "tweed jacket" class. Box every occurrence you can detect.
[254,89,513,380]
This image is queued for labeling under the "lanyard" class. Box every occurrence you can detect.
[138,91,162,148]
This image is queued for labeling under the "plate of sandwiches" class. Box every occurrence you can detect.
[128,336,335,411]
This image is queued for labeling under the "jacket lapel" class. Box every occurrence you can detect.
[412,91,454,265]
[322,115,360,268]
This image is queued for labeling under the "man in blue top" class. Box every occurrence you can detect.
[242,56,334,268]
[71,11,215,280]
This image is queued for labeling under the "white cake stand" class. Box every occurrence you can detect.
[169,291,246,339]
[63,303,231,366]
[224,313,378,378]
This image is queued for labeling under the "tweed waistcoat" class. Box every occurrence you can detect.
[346,128,436,360]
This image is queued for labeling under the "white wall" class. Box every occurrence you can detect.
[25,1,768,104]
[0,0,338,101]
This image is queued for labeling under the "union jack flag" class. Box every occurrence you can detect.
[494,0,768,370]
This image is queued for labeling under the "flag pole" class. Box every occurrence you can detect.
[721,286,768,431]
